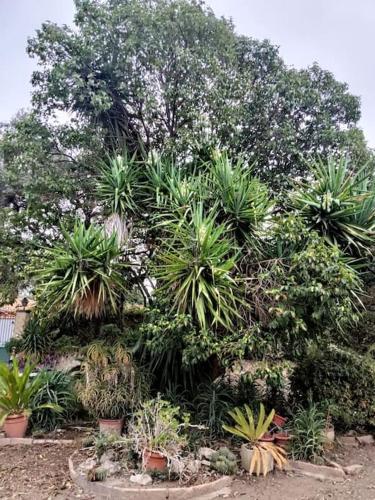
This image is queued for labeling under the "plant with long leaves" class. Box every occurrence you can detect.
[96,154,142,242]
[0,359,61,426]
[155,204,243,331]
[36,221,126,319]
[223,403,287,476]
[290,157,375,253]
[208,152,272,245]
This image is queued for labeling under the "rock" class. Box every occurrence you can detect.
[356,435,374,446]
[325,460,343,471]
[185,459,201,475]
[78,457,97,474]
[198,447,216,460]
[343,464,363,476]
[129,474,153,486]
[201,460,211,467]
[289,461,346,482]
[339,436,359,447]
[99,452,121,476]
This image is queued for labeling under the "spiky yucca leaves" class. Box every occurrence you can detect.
[208,152,272,245]
[96,154,141,242]
[37,222,125,319]
[155,204,243,331]
[290,157,375,253]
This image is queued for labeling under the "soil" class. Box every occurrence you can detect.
[0,441,374,499]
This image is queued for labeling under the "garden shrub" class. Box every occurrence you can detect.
[290,343,375,430]
[31,370,77,431]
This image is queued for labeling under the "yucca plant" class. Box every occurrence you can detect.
[0,359,61,426]
[223,403,287,476]
[36,221,125,319]
[208,152,272,245]
[96,153,142,243]
[155,204,243,331]
[290,157,375,253]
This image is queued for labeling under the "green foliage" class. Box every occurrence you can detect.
[77,342,147,419]
[209,447,238,475]
[289,403,326,462]
[208,151,272,245]
[223,403,275,444]
[0,359,61,426]
[290,157,375,254]
[155,204,243,331]
[193,379,236,439]
[129,395,189,457]
[290,343,375,430]
[36,221,126,319]
[30,370,77,431]
[266,232,362,354]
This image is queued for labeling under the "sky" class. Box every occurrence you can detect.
[0,0,374,146]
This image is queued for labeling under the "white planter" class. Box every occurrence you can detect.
[240,444,274,475]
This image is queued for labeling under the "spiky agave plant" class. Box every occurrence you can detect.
[37,221,125,319]
[155,204,244,331]
[290,157,375,253]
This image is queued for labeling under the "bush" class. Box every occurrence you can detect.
[290,343,375,430]
[31,370,77,431]
[289,403,326,462]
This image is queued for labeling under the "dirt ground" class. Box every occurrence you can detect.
[0,441,374,499]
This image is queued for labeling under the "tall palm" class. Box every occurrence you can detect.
[290,157,375,253]
[37,221,125,319]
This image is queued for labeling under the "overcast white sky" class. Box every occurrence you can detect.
[1,0,374,146]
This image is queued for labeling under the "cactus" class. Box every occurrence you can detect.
[209,447,238,475]
[87,466,108,482]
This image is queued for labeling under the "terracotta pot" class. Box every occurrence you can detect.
[240,444,274,475]
[259,432,274,442]
[272,414,287,428]
[143,449,168,472]
[274,432,291,448]
[3,414,28,438]
[98,418,123,435]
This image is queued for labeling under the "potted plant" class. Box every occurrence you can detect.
[77,342,144,434]
[223,403,287,476]
[0,359,61,438]
[129,395,189,472]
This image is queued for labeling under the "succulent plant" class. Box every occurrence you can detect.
[209,447,238,475]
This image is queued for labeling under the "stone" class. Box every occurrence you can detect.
[185,459,201,475]
[99,451,121,476]
[343,464,363,476]
[78,457,97,474]
[129,474,153,486]
[339,436,359,447]
[325,460,343,471]
[198,447,216,460]
[289,461,346,482]
[201,460,211,467]
[356,435,374,446]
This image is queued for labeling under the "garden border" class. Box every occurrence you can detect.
[68,450,233,500]
[0,437,74,446]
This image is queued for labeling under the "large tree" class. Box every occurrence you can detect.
[26,0,371,185]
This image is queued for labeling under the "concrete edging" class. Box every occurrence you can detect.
[69,451,233,500]
[0,437,75,446]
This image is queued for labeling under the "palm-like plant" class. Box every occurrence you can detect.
[155,204,243,331]
[208,152,272,244]
[290,157,375,253]
[37,221,125,319]
[96,154,141,242]
[0,359,61,426]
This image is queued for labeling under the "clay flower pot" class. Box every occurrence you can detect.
[240,444,274,475]
[98,418,123,435]
[274,432,291,448]
[3,414,29,438]
[272,413,287,428]
[143,449,168,472]
[259,432,274,443]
